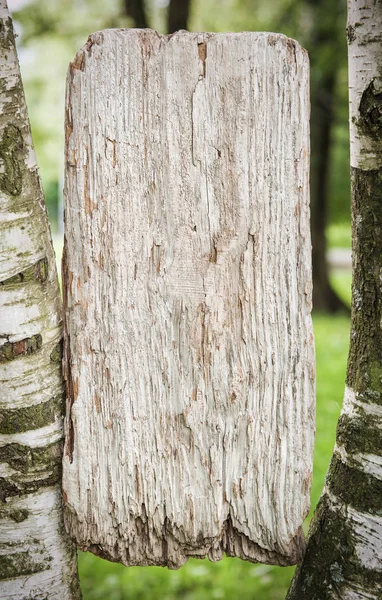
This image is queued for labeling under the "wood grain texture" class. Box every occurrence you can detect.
[63,29,314,569]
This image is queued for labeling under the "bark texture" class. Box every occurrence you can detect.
[287,1,382,598]
[62,29,315,569]
[0,2,80,598]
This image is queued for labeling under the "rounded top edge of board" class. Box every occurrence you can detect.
[69,28,308,72]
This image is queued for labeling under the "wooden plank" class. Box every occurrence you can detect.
[62,29,314,569]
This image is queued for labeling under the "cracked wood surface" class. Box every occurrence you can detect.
[63,29,315,569]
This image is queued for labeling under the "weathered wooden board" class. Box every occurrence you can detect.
[62,29,315,569]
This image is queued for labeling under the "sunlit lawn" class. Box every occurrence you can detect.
[76,274,351,600]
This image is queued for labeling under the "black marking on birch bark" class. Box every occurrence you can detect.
[328,453,382,514]
[9,509,29,523]
[0,17,15,49]
[0,334,42,363]
[0,124,23,196]
[337,412,382,455]
[347,167,382,404]
[0,395,64,434]
[358,79,382,139]
[50,339,63,362]
[0,258,49,287]
[35,256,49,282]
[0,551,48,580]
[346,24,356,44]
[286,494,382,600]
[0,478,20,503]
[0,466,62,502]
[0,441,62,474]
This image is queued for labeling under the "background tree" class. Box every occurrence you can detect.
[167,0,191,32]
[0,2,80,597]
[287,0,382,595]
[123,0,148,29]
[123,0,191,36]
[307,0,349,312]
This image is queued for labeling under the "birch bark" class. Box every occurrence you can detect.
[63,29,315,569]
[0,2,80,598]
[287,1,382,597]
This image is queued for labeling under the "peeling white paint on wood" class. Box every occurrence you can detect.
[63,29,315,568]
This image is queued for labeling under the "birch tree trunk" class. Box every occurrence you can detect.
[287,1,382,597]
[0,2,80,598]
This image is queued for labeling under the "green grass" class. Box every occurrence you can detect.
[79,555,296,600]
[78,295,351,600]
